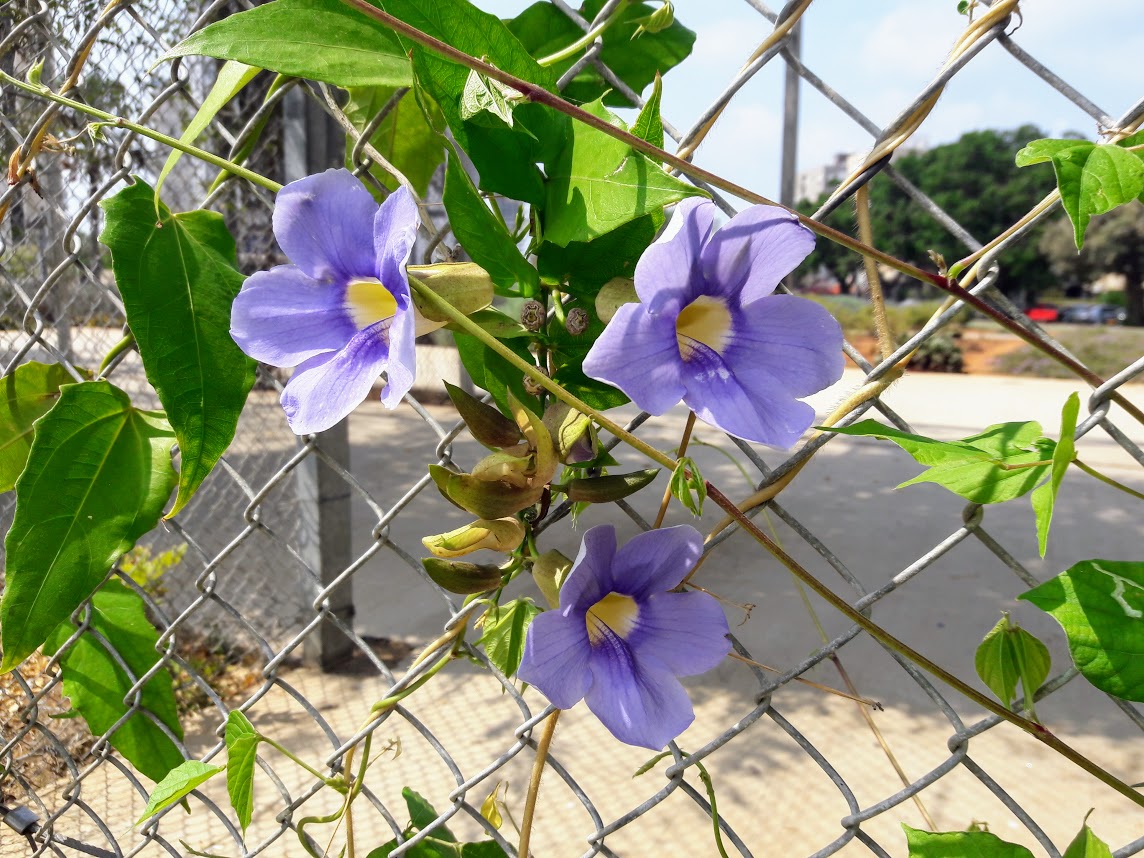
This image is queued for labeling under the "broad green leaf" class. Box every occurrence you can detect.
[138,760,223,824]
[460,843,508,858]
[156,61,260,201]
[670,456,706,516]
[1031,392,1079,556]
[1016,137,1144,247]
[101,180,256,517]
[1,381,177,672]
[478,599,540,679]
[164,0,410,88]
[1019,559,1144,701]
[343,86,445,197]
[537,213,660,299]
[463,309,532,339]
[1062,817,1113,858]
[208,73,292,195]
[453,332,540,417]
[225,710,259,835]
[43,580,184,783]
[507,0,694,108]
[401,0,563,205]
[826,420,1055,504]
[442,152,539,296]
[0,362,75,492]
[974,612,1051,719]
[543,97,704,246]
[904,825,1035,858]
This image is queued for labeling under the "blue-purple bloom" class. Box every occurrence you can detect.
[582,199,844,448]
[517,524,730,750]
[231,169,421,434]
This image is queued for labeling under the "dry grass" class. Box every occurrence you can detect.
[995,325,1144,379]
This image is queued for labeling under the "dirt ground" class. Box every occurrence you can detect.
[848,328,1026,374]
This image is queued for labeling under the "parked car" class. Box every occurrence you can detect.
[1026,304,1060,322]
[1060,303,1125,324]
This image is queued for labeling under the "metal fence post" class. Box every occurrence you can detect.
[284,86,356,670]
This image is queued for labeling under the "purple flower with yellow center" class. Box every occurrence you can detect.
[582,199,844,448]
[517,524,729,750]
[230,168,421,434]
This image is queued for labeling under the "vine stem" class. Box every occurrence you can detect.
[338,0,1144,427]
[0,70,283,194]
[653,411,696,528]
[703,481,1144,809]
[537,1,630,67]
[409,278,1143,808]
[1073,458,1144,502]
[518,709,560,858]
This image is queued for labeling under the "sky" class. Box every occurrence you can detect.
[474,0,1144,203]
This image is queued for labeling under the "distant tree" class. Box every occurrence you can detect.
[796,126,1061,301]
[1040,205,1144,326]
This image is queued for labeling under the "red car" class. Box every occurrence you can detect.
[1026,304,1060,322]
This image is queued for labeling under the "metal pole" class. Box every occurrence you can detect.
[779,21,801,209]
[285,86,356,670]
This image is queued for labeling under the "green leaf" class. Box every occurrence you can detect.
[1031,391,1079,556]
[43,580,184,783]
[138,760,223,824]
[1,381,177,672]
[453,332,540,417]
[343,86,445,197]
[156,61,260,201]
[164,0,411,88]
[478,599,540,679]
[903,825,1035,858]
[207,73,292,195]
[0,362,76,492]
[1016,137,1144,247]
[826,420,1055,504]
[508,0,694,108]
[670,456,706,516]
[631,74,665,151]
[1019,559,1144,701]
[225,710,259,836]
[543,97,704,246]
[403,787,455,841]
[100,180,256,518]
[974,612,1051,719]
[537,213,660,299]
[459,70,520,128]
[443,151,539,296]
[401,0,562,205]
[460,843,508,858]
[1062,816,1113,858]
[544,301,629,410]
[464,309,532,339]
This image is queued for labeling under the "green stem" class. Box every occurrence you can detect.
[1073,458,1144,502]
[995,458,1054,471]
[694,760,731,858]
[370,647,455,714]
[98,332,135,376]
[704,481,1144,809]
[537,1,630,66]
[0,70,282,193]
[518,708,560,858]
[261,737,343,787]
[409,280,676,472]
[337,0,1144,425]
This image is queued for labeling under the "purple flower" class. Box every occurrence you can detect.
[518,524,730,750]
[230,169,421,434]
[582,199,844,448]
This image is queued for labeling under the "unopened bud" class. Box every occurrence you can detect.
[565,307,590,336]
[522,368,549,397]
[521,299,545,331]
[632,1,674,38]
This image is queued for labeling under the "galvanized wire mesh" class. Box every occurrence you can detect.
[1,0,1143,856]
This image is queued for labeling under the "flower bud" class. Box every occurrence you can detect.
[565,307,590,336]
[422,517,526,558]
[543,402,597,464]
[422,557,506,594]
[406,262,496,326]
[532,550,573,609]
[632,1,674,38]
[595,277,638,323]
[429,464,544,519]
[521,299,545,331]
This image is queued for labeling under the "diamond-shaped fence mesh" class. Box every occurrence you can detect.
[1,0,1142,856]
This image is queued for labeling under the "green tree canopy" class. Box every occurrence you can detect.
[798,125,1061,299]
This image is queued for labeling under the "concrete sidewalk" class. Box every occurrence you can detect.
[9,370,1143,857]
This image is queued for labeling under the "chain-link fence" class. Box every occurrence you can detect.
[2,0,1143,855]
